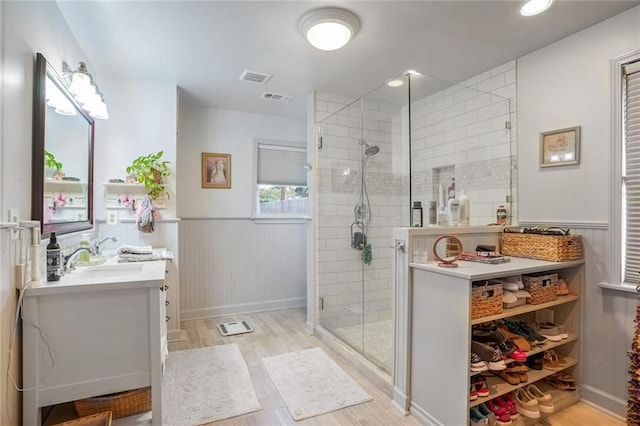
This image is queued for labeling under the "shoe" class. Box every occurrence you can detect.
[478,403,497,426]
[472,341,507,371]
[498,370,520,385]
[470,382,479,401]
[475,375,489,397]
[496,394,519,420]
[545,375,578,391]
[471,352,490,372]
[537,323,562,342]
[470,407,488,425]
[525,384,555,413]
[486,400,512,425]
[557,278,570,295]
[472,327,517,356]
[556,324,569,339]
[525,352,544,370]
[514,388,540,418]
[501,319,547,345]
[504,362,527,373]
[542,350,565,371]
[508,349,527,362]
[496,324,531,352]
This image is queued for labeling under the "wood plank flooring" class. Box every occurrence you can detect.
[170,307,624,426]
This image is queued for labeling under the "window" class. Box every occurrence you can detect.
[256,141,308,217]
[621,58,640,284]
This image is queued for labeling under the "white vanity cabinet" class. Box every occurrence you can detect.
[409,257,583,425]
[22,260,168,425]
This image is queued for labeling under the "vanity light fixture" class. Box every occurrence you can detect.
[298,7,360,51]
[60,61,109,120]
[519,0,555,16]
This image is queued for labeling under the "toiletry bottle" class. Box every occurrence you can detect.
[79,233,91,263]
[437,206,449,226]
[448,197,460,226]
[30,227,41,282]
[428,201,437,226]
[46,232,61,282]
[411,201,423,227]
[497,205,508,226]
[447,178,456,200]
[458,190,470,226]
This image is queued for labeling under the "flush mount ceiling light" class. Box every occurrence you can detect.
[519,0,555,16]
[387,79,404,88]
[299,7,360,51]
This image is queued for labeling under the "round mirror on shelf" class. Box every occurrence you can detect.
[433,235,463,268]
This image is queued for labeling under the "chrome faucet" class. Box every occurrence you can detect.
[92,236,118,255]
[63,247,92,273]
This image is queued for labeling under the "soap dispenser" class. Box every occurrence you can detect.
[79,233,91,263]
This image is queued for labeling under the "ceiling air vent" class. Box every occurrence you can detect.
[239,69,272,84]
[260,92,293,103]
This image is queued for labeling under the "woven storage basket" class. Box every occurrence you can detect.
[471,281,503,320]
[74,388,150,420]
[54,412,112,426]
[522,272,558,305]
[500,233,583,262]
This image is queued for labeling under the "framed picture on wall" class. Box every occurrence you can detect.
[202,152,231,188]
[540,126,581,167]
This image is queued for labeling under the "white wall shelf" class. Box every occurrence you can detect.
[103,182,147,193]
[44,180,87,193]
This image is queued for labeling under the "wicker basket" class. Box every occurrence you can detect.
[471,281,503,320]
[74,388,150,420]
[54,412,112,426]
[500,233,583,262]
[522,272,558,304]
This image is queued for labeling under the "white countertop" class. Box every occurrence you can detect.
[25,256,167,296]
[410,257,584,281]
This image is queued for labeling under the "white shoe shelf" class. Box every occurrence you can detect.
[408,257,583,426]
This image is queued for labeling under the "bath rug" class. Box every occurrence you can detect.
[162,344,261,425]
[262,347,372,420]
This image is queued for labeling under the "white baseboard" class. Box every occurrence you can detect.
[180,297,306,321]
[167,329,187,342]
[580,384,627,419]
[409,401,442,426]
[392,387,410,415]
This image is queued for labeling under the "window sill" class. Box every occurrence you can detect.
[598,282,638,294]
[251,216,311,224]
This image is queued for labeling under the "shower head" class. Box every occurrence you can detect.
[364,145,380,157]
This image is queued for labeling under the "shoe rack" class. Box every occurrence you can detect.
[408,257,583,426]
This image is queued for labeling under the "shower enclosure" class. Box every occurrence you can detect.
[315,68,514,374]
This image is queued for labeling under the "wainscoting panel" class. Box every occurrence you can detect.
[179,219,306,320]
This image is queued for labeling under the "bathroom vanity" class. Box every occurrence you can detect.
[21,259,168,425]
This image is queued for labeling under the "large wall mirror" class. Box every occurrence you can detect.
[32,52,94,237]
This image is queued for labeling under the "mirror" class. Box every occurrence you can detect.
[32,53,94,237]
[433,235,463,268]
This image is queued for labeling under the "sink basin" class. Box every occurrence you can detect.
[75,256,107,267]
[76,263,145,279]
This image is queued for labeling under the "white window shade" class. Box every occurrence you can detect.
[257,143,307,186]
[624,61,640,283]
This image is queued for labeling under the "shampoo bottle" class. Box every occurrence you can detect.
[458,190,470,226]
[447,197,460,226]
[411,201,423,227]
[46,232,61,282]
[79,233,91,263]
[30,228,41,282]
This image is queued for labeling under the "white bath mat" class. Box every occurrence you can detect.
[217,320,254,336]
[262,347,372,420]
[162,344,261,425]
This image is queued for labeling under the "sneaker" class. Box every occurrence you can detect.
[487,347,507,371]
[471,352,490,372]
[472,327,517,356]
[496,395,519,420]
[556,324,569,339]
[514,388,540,419]
[475,375,490,397]
[508,349,527,362]
[525,352,544,370]
[472,341,506,371]
[486,400,512,425]
[525,384,555,414]
[470,382,479,401]
[478,403,498,426]
[501,319,546,345]
[470,407,488,425]
[537,323,562,342]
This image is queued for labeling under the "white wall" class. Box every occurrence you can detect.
[176,105,307,317]
[518,7,640,223]
[0,2,91,424]
[517,6,640,417]
[177,105,306,218]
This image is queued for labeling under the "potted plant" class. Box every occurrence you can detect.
[44,150,64,180]
[126,151,171,200]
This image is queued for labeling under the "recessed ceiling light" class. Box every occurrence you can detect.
[519,0,555,17]
[299,7,360,51]
[387,79,404,87]
[405,69,422,76]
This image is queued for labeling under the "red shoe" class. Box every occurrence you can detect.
[486,399,512,425]
[474,375,489,397]
[498,394,520,420]
[508,349,527,362]
[470,382,478,401]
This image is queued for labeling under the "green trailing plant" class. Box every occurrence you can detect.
[44,150,63,171]
[126,151,171,199]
